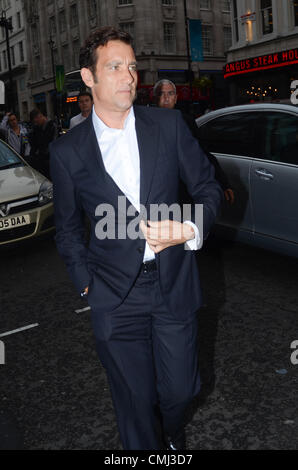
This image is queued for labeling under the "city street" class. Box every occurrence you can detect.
[0,234,298,450]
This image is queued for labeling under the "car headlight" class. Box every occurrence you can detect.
[38,180,53,205]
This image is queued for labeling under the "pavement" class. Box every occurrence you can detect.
[0,235,298,450]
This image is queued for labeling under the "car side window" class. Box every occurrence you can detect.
[259,113,298,165]
[197,112,256,157]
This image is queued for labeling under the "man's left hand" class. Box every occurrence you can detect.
[140,220,194,254]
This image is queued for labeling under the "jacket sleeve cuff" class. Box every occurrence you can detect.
[68,264,91,296]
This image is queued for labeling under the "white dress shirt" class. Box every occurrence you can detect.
[92,106,200,262]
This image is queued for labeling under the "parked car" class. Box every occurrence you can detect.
[196,103,298,258]
[0,139,55,246]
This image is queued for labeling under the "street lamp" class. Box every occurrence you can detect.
[0,11,14,110]
[183,0,193,105]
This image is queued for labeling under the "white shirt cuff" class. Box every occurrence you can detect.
[184,220,201,250]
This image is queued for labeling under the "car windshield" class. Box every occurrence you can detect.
[0,140,24,170]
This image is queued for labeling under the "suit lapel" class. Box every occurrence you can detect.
[75,108,160,211]
[75,115,127,203]
[75,114,107,181]
[134,106,160,208]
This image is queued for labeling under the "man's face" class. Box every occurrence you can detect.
[82,40,138,114]
[8,115,18,128]
[158,83,177,109]
[78,95,93,114]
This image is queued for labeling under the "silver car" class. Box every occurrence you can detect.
[0,139,55,246]
[196,104,298,257]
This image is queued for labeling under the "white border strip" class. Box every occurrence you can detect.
[0,323,39,338]
[75,306,91,314]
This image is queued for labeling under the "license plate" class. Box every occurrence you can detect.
[0,214,31,231]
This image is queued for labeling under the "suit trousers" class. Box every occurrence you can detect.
[92,264,201,450]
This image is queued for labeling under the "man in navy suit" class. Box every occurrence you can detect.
[50,26,223,450]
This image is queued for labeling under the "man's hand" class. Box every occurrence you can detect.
[140,219,194,254]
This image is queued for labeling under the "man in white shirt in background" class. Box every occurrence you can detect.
[69,91,93,129]
[0,112,31,157]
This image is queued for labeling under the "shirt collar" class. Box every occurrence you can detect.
[92,105,135,140]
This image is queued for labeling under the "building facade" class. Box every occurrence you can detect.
[225,0,298,104]
[22,0,233,119]
[0,0,29,120]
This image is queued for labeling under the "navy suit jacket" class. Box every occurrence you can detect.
[50,105,223,320]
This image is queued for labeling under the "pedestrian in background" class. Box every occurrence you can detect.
[69,91,93,129]
[154,79,235,204]
[29,109,58,179]
[0,112,31,158]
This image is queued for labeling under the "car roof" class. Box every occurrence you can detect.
[196,103,298,125]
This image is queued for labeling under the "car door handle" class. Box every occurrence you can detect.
[255,169,274,180]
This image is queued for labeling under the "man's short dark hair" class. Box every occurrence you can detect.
[8,112,19,121]
[78,91,93,101]
[79,26,133,76]
[29,108,43,121]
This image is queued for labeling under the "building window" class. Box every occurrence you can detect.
[224,26,232,52]
[19,76,25,92]
[119,22,134,45]
[70,3,78,27]
[62,46,70,71]
[88,0,97,18]
[19,41,24,62]
[73,40,80,68]
[202,25,213,56]
[31,24,40,54]
[49,16,56,36]
[34,56,42,80]
[293,0,298,27]
[261,0,273,35]
[53,49,59,67]
[232,0,239,42]
[222,0,231,12]
[163,22,176,53]
[200,0,211,9]
[10,45,15,66]
[118,0,132,5]
[162,0,175,5]
[59,10,66,33]
[17,11,21,29]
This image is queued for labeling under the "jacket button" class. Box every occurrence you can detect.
[137,247,143,253]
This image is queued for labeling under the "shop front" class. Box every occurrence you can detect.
[224,47,298,105]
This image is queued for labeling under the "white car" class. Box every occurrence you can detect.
[0,139,55,246]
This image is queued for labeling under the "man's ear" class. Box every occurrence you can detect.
[81,68,94,89]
